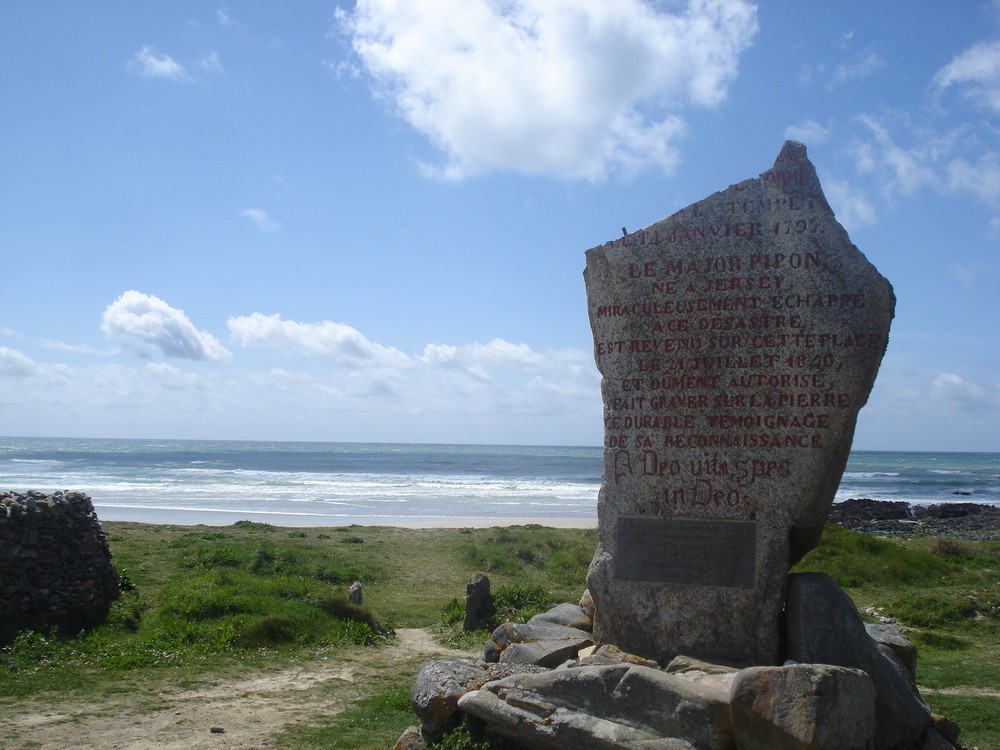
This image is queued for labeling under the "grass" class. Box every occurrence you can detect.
[1,521,997,749]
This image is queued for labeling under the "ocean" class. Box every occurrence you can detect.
[1,437,998,525]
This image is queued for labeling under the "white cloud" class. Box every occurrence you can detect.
[857,367,1000,450]
[853,115,940,198]
[240,208,280,232]
[127,46,190,82]
[217,5,246,32]
[0,327,22,338]
[945,153,1000,207]
[102,291,231,362]
[830,51,883,87]
[0,346,43,378]
[339,0,758,180]
[933,39,1000,113]
[784,119,830,144]
[931,372,999,413]
[947,260,992,291]
[40,339,117,356]
[197,51,225,74]
[849,113,1000,217]
[823,177,876,231]
[228,313,410,368]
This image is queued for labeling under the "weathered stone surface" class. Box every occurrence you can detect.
[580,589,596,619]
[584,142,894,666]
[529,601,593,631]
[463,572,491,631]
[665,655,739,692]
[391,725,426,750]
[920,728,960,750]
[930,714,961,746]
[458,663,733,750]
[410,658,550,741]
[577,643,659,668]
[411,659,487,741]
[865,623,917,682]
[785,573,931,750]
[482,621,593,664]
[1,490,119,641]
[729,663,876,750]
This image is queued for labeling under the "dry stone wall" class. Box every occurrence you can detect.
[1,490,118,639]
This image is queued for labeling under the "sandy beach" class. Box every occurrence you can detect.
[93,504,597,529]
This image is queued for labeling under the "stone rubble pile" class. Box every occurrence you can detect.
[1,490,119,639]
[395,575,962,750]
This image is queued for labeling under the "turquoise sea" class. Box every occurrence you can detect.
[1,437,997,525]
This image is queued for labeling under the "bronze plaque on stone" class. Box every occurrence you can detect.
[614,516,756,588]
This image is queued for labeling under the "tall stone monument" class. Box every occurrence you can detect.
[584,141,894,666]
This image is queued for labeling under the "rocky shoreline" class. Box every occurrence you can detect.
[828,499,1000,540]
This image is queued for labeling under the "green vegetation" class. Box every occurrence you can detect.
[0,522,996,750]
[0,522,389,698]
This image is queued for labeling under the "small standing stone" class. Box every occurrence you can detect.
[348,581,363,605]
[462,572,491,631]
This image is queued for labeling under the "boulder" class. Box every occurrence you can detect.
[785,573,931,750]
[411,659,488,742]
[391,725,425,750]
[919,728,960,750]
[529,601,593,632]
[410,659,548,742]
[729,663,876,750]
[665,655,738,693]
[865,623,916,682]
[458,663,734,750]
[577,643,660,669]
[482,620,593,666]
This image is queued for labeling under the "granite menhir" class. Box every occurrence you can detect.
[584,141,894,666]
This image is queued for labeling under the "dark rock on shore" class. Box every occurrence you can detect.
[828,498,1000,540]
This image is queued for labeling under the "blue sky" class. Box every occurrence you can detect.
[1,1,998,450]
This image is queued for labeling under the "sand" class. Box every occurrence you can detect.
[94,504,597,529]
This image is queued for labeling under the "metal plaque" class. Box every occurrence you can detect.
[614,516,756,588]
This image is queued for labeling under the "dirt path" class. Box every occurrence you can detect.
[0,629,473,750]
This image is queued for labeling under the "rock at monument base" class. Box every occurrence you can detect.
[865,623,917,682]
[929,714,961,746]
[785,573,931,750]
[411,659,489,742]
[410,659,549,742]
[664,655,739,692]
[577,643,660,669]
[528,601,593,631]
[482,620,593,666]
[391,725,426,750]
[585,141,895,667]
[919,728,961,750]
[457,663,734,750]
[729,663,876,750]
